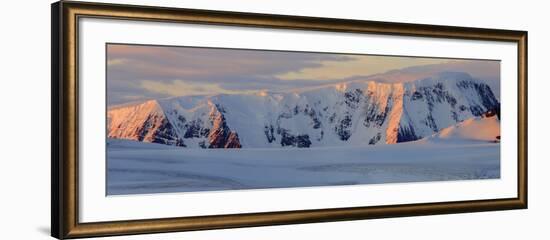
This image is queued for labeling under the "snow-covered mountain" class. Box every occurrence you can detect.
[107,71,499,148]
[423,114,500,143]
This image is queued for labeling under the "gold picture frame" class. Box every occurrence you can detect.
[51,1,527,239]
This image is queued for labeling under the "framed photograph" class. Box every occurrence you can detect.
[51,1,527,239]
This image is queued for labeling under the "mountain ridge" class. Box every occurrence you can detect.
[107,71,499,148]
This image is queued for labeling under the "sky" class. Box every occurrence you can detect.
[107,44,500,106]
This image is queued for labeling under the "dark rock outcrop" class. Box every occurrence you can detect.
[137,114,185,147]
[280,130,311,148]
[207,109,241,148]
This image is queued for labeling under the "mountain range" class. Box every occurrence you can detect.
[107,71,499,148]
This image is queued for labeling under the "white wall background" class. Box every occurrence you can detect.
[0,0,546,239]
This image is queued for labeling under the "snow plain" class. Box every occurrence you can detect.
[107,128,500,195]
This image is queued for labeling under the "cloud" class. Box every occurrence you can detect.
[107,44,352,82]
[107,58,130,66]
[277,55,448,80]
[106,44,500,106]
[370,60,500,82]
[106,44,354,105]
[139,79,255,97]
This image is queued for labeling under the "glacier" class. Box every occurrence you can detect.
[107,115,500,195]
[106,70,501,195]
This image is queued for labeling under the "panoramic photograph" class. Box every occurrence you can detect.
[106,43,501,195]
